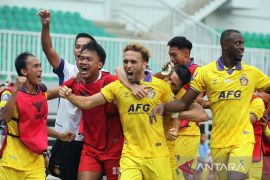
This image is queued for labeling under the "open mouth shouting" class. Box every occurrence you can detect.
[80,65,89,76]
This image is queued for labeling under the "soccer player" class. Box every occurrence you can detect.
[253,91,270,180]
[59,43,174,180]
[0,52,50,179]
[62,42,123,180]
[38,9,98,179]
[248,94,265,179]
[150,29,270,180]
[157,37,203,179]
[164,65,209,180]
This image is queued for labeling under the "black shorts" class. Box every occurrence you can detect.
[49,139,84,180]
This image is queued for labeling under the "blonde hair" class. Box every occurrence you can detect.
[123,43,150,62]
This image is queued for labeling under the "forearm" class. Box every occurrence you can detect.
[172,118,180,130]
[178,109,208,122]
[115,66,132,89]
[164,100,189,113]
[2,91,18,122]
[47,86,60,100]
[47,127,61,139]
[67,94,92,110]
[41,25,52,53]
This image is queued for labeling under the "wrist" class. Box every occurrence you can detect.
[43,149,50,157]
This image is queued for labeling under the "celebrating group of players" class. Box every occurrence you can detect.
[1,9,270,180]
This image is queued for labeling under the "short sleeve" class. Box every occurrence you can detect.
[101,81,118,103]
[190,66,206,94]
[249,97,265,120]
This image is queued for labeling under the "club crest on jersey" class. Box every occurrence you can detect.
[146,88,156,99]
[239,74,248,86]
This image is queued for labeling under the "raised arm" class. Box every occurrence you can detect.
[59,86,106,110]
[38,9,61,69]
[1,77,26,122]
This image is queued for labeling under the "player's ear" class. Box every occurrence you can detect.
[98,61,103,70]
[21,68,27,76]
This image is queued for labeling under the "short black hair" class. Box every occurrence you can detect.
[80,42,106,66]
[75,33,96,44]
[220,29,241,44]
[15,52,35,76]
[174,64,191,87]
[167,36,192,50]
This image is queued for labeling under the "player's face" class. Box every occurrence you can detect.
[168,47,189,66]
[74,37,92,61]
[225,32,244,61]
[77,50,103,82]
[167,71,182,94]
[123,50,147,84]
[254,90,270,102]
[24,56,42,85]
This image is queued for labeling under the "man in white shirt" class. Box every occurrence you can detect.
[39,9,98,180]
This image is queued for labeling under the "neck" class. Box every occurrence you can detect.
[83,71,100,84]
[221,55,238,69]
[24,83,38,94]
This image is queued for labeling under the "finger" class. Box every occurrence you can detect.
[158,108,164,117]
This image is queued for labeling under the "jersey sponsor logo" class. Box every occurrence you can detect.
[240,74,248,86]
[32,101,46,120]
[32,101,43,112]
[128,104,150,113]
[218,90,241,100]
[224,79,233,83]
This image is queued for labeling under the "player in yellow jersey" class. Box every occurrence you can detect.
[150,29,270,180]
[0,53,74,180]
[165,65,209,180]
[59,43,175,180]
[248,94,265,180]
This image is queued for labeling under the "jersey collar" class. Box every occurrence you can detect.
[217,57,242,74]
[143,70,152,82]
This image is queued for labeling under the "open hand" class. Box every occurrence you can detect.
[37,9,50,26]
[149,103,164,124]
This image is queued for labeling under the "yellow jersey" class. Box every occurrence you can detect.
[191,59,270,148]
[0,90,45,171]
[249,97,265,120]
[101,75,173,157]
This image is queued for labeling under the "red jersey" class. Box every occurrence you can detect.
[5,87,48,154]
[64,72,123,154]
[262,120,270,156]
